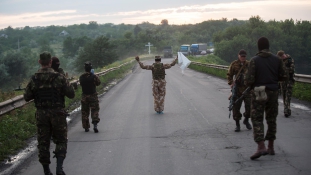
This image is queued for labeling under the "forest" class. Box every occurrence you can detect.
[0,16,310,91]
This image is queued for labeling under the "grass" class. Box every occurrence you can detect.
[0,55,145,162]
[292,82,311,102]
[187,55,311,103]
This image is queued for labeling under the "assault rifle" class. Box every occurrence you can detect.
[228,86,250,118]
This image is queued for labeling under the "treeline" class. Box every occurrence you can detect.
[0,16,310,91]
[213,16,311,73]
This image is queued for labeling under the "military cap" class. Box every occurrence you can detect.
[84,61,92,66]
[40,51,51,61]
[155,56,161,61]
[277,50,285,57]
[238,49,247,56]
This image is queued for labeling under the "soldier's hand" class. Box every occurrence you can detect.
[135,56,140,61]
[71,82,78,90]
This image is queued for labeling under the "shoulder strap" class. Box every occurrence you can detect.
[234,63,247,81]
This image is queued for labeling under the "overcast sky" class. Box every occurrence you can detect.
[0,0,311,29]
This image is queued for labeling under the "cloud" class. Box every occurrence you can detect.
[0,0,311,29]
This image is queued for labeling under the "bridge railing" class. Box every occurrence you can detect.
[190,61,311,83]
[0,60,134,117]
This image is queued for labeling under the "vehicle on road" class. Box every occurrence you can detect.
[190,43,207,55]
[179,44,191,56]
[162,46,173,58]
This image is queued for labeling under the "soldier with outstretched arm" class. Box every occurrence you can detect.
[135,55,177,114]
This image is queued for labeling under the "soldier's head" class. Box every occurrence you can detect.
[51,56,60,70]
[84,61,92,72]
[39,51,52,66]
[257,37,270,51]
[155,56,161,62]
[277,50,287,59]
[238,49,247,62]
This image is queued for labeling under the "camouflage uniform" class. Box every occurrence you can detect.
[245,49,286,142]
[79,72,101,129]
[279,55,295,116]
[24,67,75,165]
[227,59,251,121]
[55,67,65,76]
[137,58,177,113]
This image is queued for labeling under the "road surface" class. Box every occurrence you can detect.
[7,58,311,175]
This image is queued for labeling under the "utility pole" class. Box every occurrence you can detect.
[145,42,153,55]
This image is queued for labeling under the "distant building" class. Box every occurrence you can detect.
[59,30,69,36]
[0,34,8,38]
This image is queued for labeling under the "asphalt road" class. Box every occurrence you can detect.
[8,58,311,175]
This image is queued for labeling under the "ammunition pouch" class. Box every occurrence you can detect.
[254,86,267,101]
[34,87,65,108]
[152,63,165,80]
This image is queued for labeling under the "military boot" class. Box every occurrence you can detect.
[267,140,275,155]
[243,117,252,130]
[93,123,98,133]
[250,141,268,160]
[56,157,66,175]
[234,120,240,132]
[43,164,53,175]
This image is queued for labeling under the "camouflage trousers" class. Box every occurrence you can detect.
[35,109,68,165]
[81,93,100,129]
[152,79,166,112]
[250,90,278,142]
[280,80,294,115]
[232,92,251,120]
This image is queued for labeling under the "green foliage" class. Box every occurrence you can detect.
[188,54,229,65]
[0,104,37,161]
[292,82,311,102]
[74,36,118,72]
[213,16,311,73]
[188,64,227,79]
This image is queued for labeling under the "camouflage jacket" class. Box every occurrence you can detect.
[245,49,287,91]
[56,67,66,76]
[24,68,75,107]
[137,58,178,80]
[227,59,249,91]
[282,55,295,80]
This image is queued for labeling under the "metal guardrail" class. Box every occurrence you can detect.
[0,60,134,117]
[190,61,311,83]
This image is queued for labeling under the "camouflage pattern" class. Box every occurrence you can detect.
[279,55,295,115]
[56,67,65,76]
[152,79,166,112]
[24,67,75,165]
[250,90,278,142]
[137,58,177,112]
[79,72,101,129]
[227,59,251,120]
[81,93,100,129]
[245,50,287,142]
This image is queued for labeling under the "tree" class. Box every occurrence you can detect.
[88,21,99,30]
[161,19,169,26]
[74,36,118,72]
[133,25,142,37]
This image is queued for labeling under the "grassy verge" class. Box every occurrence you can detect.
[188,56,311,103]
[188,64,227,79]
[292,82,311,102]
[0,56,145,162]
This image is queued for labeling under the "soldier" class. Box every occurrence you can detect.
[227,49,252,132]
[79,61,101,133]
[277,50,295,117]
[245,37,287,160]
[51,56,65,76]
[24,51,75,175]
[135,55,177,114]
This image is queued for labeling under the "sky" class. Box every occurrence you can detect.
[0,0,311,29]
